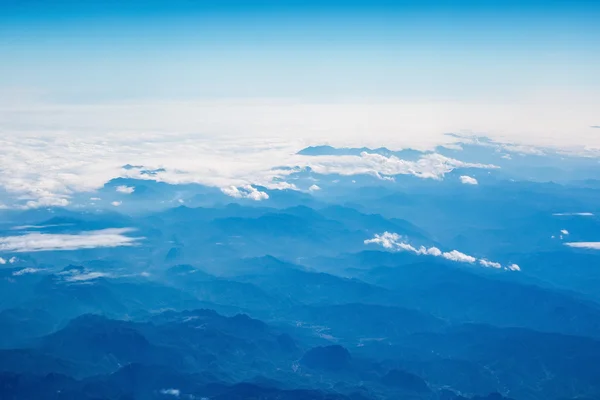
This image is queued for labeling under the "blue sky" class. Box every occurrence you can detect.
[1,0,599,103]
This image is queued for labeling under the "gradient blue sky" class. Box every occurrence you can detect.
[1,0,599,103]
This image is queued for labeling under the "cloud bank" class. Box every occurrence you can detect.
[364,232,519,271]
[0,228,142,252]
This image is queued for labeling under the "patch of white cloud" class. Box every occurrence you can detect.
[12,267,41,276]
[364,232,518,271]
[66,271,109,282]
[221,185,269,201]
[308,184,321,192]
[0,257,5,264]
[564,242,600,250]
[507,263,521,271]
[304,152,498,181]
[442,250,476,263]
[111,201,122,207]
[479,259,502,269]
[459,175,478,185]
[553,212,594,216]
[160,389,180,397]
[560,229,569,235]
[115,185,135,194]
[0,228,141,252]
[11,224,73,231]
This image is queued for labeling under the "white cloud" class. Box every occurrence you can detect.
[507,263,521,271]
[0,257,5,264]
[221,185,269,201]
[564,242,600,250]
[479,259,502,269]
[115,185,135,194]
[160,389,180,397]
[459,175,478,185]
[66,271,109,282]
[1,99,600,207]
[304,152,497,181]
[364,232,401,249]
[553,212,594,216]
[90,197,101,201]
[442,250,476,263]
[308,184,321,192]
[560,229,569,235]
[364,232,516,271]
[24,197,70,209]
[111,201,122,207]
[12,268,41,276]
[0,228,142,252]
[9,257,17,263]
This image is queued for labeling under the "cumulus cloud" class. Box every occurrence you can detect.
[115,185,135,194]
[564,242,600,250]
[221,185,269,201]
[479,259,502,269]
[364,232,517,271]
[0,257,5,264]
[442,250,476,263]
[459,175,478,185]
[308,184,321,192]
[560,229,569,235]
[111,201,122,207]
[0,228,142,252]
[507,263,521,271]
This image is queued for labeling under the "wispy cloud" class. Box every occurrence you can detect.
[564,242,600,250]
[364,232,519,271]
[221,185,269,201]
[12,267,41,276]
[553,212,594,216]
[459,175,478,185]
[160,389,180,397]
[0,228,142,252]
[66,271,110,282]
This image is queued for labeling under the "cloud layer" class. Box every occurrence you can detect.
[364,232,520,271]
[0,228,142,252]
